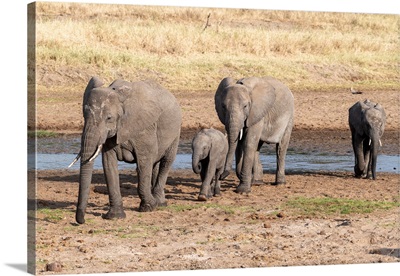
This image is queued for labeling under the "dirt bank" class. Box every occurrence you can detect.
[34,169,399,274]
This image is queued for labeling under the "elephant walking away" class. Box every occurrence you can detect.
[69,77,182,224]
[215,76,294,193]
[192,128,228,201]
[348,99,386,180]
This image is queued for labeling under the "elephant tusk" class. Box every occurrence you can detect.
[88,145,103,163]
[368,139,382,147]
[68,152,81,168]
[239,129,243,141]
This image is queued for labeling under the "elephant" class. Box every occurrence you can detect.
[215,76,294,193]
[348,99,386,180]
[191,128,228,201]
[69,76,182,224]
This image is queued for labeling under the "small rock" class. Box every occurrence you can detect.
[370,234,378,244]
[46,262,62,272]
[78,245,90,253]
[276,212,285,218]
[318,230,326,235]
[263,222,272,228]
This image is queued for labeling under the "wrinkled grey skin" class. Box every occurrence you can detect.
[215,76,294,193]
[192,128,228,201]
[73,76,181,224]
[348,99,386,180]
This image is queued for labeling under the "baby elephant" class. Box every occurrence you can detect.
[192,128,228,201]
[348,99,386,180]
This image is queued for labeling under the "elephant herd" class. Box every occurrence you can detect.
[69,76,386,224]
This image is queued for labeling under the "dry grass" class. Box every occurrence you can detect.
[33,2,398,92]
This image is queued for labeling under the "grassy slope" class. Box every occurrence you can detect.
[33,2,398,94]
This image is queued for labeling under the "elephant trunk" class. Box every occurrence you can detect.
[76,125,102,224]
[220,123,242,179]
[76,160,94,224]
[192,152,202,174]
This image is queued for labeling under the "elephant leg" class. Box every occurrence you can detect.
[236,126,262,194]
[274,123,292,185]
[351,133,358,168]
[198,163,208,200]
[102,148,126,220]
[198,159,216,201]
[136,151,158,212]
[353,135,366,178]
[235,139,244,179]
[252,141,264,185]
[151,162,160,190]
[151,161,169,206]
[214,168,222,197]
[152,138,179,207]
[137,167,157,212]
[363,139,372,179]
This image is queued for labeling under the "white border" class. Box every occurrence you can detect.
[1,1,398,275]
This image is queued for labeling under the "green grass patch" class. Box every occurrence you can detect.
[161,203,256,214]
[118,225,159,239]
[84,224,161,239]
[119,232,148,239]
[285,196,400,217]
[28,130,59,138]
[38,208,71,222]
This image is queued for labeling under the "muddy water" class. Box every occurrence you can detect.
[35,152,399,173]
[32,137,399,173]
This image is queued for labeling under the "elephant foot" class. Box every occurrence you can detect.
[198,194,208,201]
[102,208,126,220]
[157,201,168,207]
[198,192,215,201]
[235,183,251,194]
[252,179,264,186]
[220,170,230,180]
[366,175,375,180]
[154,196,167,207]
[76,209,86,224]
[272,181,286,186]
[214,193,221,197]
[139,200,157,212]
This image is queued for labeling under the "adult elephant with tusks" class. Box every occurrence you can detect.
[69,76,182,224]
[215,76,294,193]
[348,99,386,180]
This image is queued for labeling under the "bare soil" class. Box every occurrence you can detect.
[35,170,399,274]
[33,87,399,274]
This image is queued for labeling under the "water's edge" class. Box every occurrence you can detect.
[33,153,399,174]
[31,137,399,173]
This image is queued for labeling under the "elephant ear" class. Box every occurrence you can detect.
[239,77,276,127]
[116,81,163,144]
[82,76,104,114]
[215,77,236,125]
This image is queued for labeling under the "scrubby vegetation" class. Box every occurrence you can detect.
[33,2,398,92]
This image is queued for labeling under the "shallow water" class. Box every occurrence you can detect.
[31,136,399,173]
[33,152,399,174]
